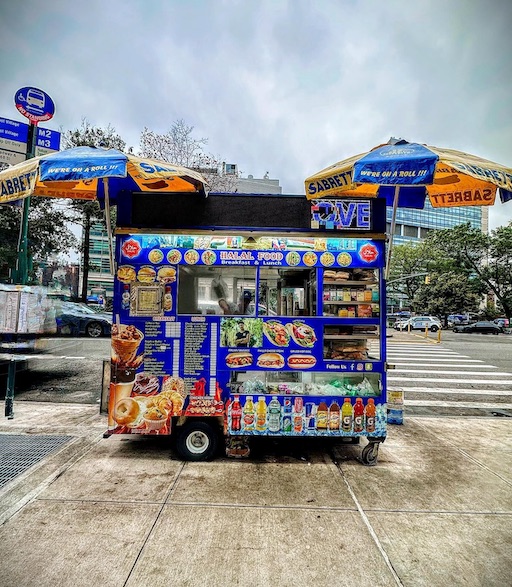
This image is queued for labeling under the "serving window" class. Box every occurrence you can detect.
[177,266,256,315]
[257,267,316,317]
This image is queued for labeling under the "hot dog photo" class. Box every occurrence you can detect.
[287,354,317,369]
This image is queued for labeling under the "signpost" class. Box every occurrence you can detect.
[10,87,57,285]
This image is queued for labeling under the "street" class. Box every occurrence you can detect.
[3,330,511,420]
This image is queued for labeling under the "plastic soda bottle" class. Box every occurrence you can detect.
[256,396,267,432]
[341,398,353,432]
[121,285,130,310]
[353,398,364,433]
[230,395,242,432]
[328,401,340,430]
[267,397,281,433]
[316,401,328,430]
[243,396,255,431]
[365,399,376,433]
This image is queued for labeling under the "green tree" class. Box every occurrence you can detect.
[387,241,431,312]
[0,162,76,283]
[413,271,480,325]
[61,119,126,300]
[426,222,512,321]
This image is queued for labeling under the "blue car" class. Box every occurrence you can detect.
[56,302,112,338]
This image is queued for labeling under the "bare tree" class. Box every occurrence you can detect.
[139,120,239,193]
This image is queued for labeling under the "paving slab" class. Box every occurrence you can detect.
[170,458,355,508]
[0,500,161,587]
[40,435,183,503]
[367,511,512,587]
[339,444,512,513]
[126,504,398,587]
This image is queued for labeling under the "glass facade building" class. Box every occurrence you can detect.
[386,200,488,243]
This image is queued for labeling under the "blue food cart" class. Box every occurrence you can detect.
[106,192,388,464]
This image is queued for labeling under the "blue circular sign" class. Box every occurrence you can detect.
[14,86,55,123]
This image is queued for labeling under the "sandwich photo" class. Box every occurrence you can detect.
[225,352,253,368]
[257,352,285,369]
[287,354,317,369]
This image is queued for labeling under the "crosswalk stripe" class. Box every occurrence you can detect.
[387,357,481,362]
[392,369,511,375]
[397,386,512,396]
[405,400,512,409]
[388,376,511,384]
[391,363,497,368]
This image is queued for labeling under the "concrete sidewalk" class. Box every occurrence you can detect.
[0,401,511,587]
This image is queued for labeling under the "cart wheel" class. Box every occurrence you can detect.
[176,421,219,461]
[361,442,379,466]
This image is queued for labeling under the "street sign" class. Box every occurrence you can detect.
[35,146,58,157]
[0,117,29,143]
[14,87,55,123]
[0,137,27,154]
[36,127,61,151]
[0,150,26,165]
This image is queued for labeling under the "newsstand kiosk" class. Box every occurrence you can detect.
[106,192,388,464]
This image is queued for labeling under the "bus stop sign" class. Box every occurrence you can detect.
[14,86,55,123]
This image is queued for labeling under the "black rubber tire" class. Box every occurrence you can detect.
[361,443,379,466]
[85,321,103,338]
[430,325,438,332]
[176,421,219,461]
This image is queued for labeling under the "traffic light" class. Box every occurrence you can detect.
[425,275,431,284]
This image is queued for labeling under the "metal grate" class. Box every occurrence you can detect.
[0,434,73,489]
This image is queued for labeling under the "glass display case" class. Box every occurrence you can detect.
[322,268,379,318]
[229,370,381,398]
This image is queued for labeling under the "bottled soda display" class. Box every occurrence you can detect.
[293,396,304,433]
[365,398,376,432]
[328,401,340,430]
[341,398,353,432]
[121,285,130,310]
[256,396,267,432]
[230,395,242,432]
[163,285,172,311]
[243,396,255,431]
[316,401,328,430]
[267,397,281,433]
[353,398,364,433]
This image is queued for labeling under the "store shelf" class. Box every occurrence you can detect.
[323,301,378,305]
[323,280,377,286]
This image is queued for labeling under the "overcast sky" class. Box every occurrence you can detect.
[1,0,511,229]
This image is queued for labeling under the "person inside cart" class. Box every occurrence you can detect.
[238,290,253,315]
[234,321,250,347]
[218,298,236,315]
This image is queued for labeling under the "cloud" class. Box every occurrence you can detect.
[1,0,510,229]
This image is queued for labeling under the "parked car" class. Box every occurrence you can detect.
[494,318,510,329]
[453,321,502,335]
[56,302,112,337]
[395,316,442,332]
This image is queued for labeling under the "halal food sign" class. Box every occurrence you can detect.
[311,200,371,231]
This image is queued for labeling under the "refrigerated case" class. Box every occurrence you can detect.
[107,193,388,464]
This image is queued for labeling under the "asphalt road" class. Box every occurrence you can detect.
[2,331,511,416]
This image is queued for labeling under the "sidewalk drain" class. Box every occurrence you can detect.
[0,434,73,489]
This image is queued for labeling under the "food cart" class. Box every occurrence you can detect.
[106,192,388,464]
